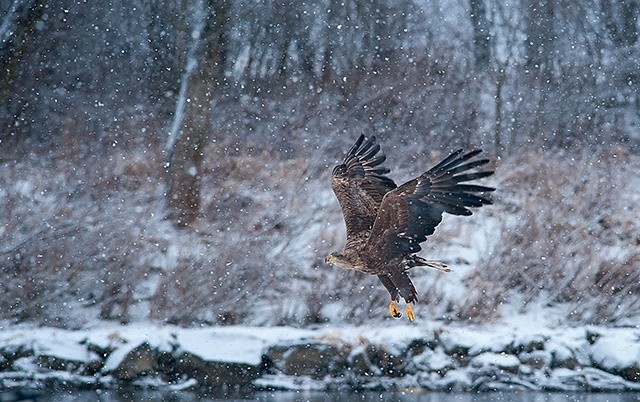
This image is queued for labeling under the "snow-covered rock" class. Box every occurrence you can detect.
[590,328,640,382]
[437,326,513,356]
[470,352,520,373]
[106,342,158,381]
[265,342,345,379]
[1,322,640,392]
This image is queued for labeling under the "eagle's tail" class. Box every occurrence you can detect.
[407,255,451,272]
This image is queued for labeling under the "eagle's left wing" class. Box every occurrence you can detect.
[365,149,495,263]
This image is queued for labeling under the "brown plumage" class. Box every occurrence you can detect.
[326,135,495,321]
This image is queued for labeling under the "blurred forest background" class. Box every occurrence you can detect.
[1,0,639,329]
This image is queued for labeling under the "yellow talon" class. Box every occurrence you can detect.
[389,300,402,318]
[406,303,415,321]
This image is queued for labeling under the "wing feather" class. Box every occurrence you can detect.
[331,135,397,244]
[365,149,495,264]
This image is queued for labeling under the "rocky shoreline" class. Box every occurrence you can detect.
[1,323,639,393]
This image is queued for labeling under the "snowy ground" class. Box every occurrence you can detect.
[1,317,638,393]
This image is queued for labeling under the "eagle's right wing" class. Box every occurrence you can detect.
[331,135,397,244]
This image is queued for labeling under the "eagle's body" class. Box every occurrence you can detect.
[326,135,495,321]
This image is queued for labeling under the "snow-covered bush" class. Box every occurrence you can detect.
[463,148,640,324]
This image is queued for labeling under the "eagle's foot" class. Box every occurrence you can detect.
[406,303,415,321]
[389,300,402,318]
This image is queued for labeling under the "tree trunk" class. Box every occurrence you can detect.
[494,70,504,158]
[470,0,490,72]
[466,0,490,148]
[0,0,48,147]
[166,105,206,227]
[165,0,228,228]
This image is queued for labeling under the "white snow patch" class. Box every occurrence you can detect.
[471,352,520,370]
[435,368,472,390]
[0,328,96,363]
[176,326,314,365]
[33,332,96,363]
[167,378,198,391]
[591,328,640,371]
[84,324,175,353]
[439,326,513,355]
[177,329,265,365]
[414,348,454,372]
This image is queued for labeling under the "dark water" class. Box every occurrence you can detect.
[6,390,638,402]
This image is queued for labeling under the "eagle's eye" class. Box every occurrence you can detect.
[326,253,340,264]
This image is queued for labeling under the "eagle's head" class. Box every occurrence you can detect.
[325,252,354,269]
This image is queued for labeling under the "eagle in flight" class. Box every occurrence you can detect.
[326,135,495,321]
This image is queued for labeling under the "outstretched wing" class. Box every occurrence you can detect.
[331,135,397,244]
[365,149,495,262]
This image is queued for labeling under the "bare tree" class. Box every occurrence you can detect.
[470,0,490,72]
[166,0,229,227]
[0,0,46,149]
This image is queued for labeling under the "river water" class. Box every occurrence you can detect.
[15,390,639,402]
